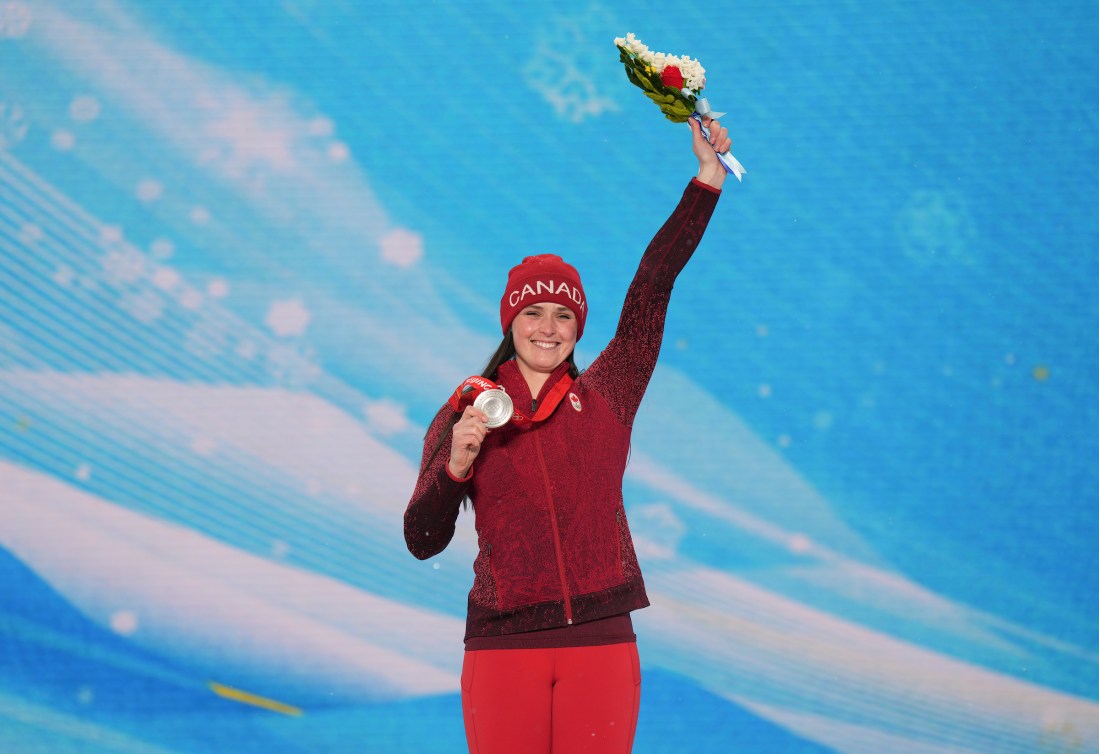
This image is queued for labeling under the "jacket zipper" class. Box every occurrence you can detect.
[532,427,573,624]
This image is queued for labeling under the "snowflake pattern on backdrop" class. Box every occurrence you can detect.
[523,7,619,123]
[0,2,31,39]
[0,101,29,149]
[896,190,978,266]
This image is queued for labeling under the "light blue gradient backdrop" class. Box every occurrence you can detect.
[1,2,1097,752]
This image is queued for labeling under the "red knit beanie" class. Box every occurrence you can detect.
[499,254,587,339]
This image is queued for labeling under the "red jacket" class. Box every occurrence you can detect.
[405,179,721,640]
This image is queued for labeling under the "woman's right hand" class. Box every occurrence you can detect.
[690,116,731,190]
[448,405,489,478]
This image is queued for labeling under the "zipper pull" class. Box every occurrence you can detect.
[531,398,538,412]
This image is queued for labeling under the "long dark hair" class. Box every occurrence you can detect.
[423,331,580,472]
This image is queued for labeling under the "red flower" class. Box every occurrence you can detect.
[661,65,684,89]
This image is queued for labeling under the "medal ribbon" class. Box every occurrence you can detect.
[508,373,574,427]
[448,376,501,412]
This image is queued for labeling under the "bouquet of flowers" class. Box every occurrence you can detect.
[614,33,745,180]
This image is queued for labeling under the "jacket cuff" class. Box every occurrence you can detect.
[690,176,722,195]
[445,461,474,483]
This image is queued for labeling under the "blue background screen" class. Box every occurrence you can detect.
[1,2,1097,752]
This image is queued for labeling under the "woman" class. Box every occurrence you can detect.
[404,116,731,754]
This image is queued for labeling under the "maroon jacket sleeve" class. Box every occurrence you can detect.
[583,178,721,426]
[403,406,472,559]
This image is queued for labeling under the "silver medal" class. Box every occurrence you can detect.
[474,388,514,429]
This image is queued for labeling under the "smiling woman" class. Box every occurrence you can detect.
[403,117,731,753]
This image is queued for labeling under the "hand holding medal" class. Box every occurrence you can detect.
[449,376,514,429]
[614,33,746,181]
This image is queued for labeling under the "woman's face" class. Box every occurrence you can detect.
[511,302,578,387]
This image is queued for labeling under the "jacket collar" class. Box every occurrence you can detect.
[496,358,573,411]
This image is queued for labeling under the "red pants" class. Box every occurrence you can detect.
[461,642,641,754]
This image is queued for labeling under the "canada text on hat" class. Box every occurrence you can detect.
[499,254,587,338]
[507,279,586,313]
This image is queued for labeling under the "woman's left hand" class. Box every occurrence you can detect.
[690,116,731,190]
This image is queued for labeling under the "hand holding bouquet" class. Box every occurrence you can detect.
[614,33,745,180]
